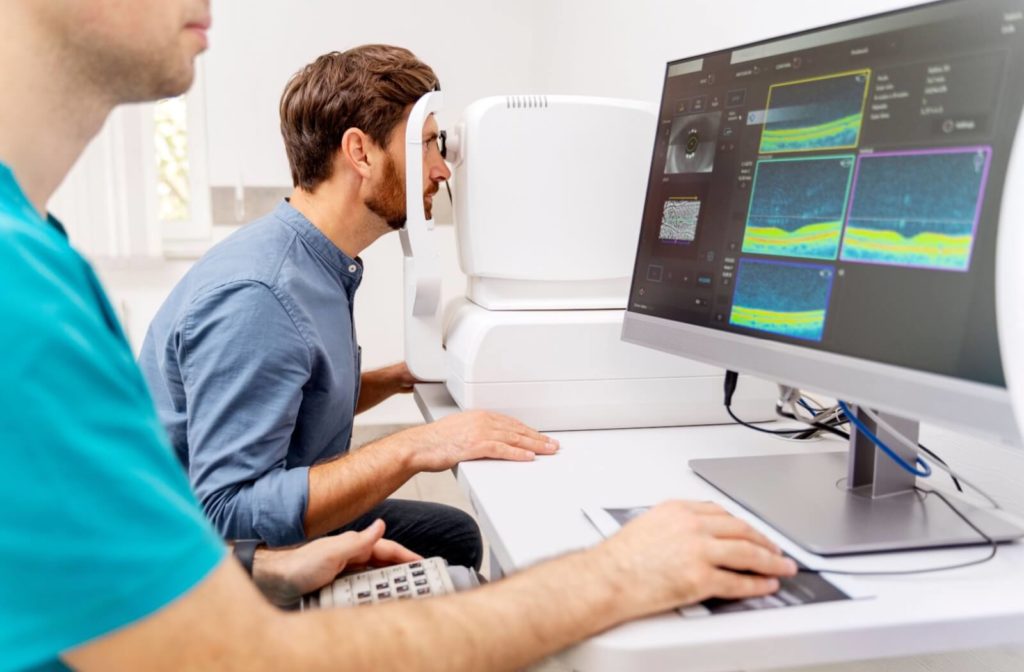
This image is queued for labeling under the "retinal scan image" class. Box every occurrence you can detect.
[665,111,722,174]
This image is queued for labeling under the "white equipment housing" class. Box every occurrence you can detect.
[403,94,777,431]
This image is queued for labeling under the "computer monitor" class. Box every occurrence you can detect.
[622,0,1024,555]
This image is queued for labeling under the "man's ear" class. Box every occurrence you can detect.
[340,128,374,179]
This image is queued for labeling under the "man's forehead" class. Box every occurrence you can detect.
[389,109,439,145]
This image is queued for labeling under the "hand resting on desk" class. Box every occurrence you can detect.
[398,409,560,471]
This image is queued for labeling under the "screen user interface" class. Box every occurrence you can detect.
[629,0,1024,387]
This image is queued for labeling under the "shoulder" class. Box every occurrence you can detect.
[187,210,299,293]
[180,279,314,368]
[0,211,105,349]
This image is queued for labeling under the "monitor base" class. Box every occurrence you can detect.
[690,451,1024,556]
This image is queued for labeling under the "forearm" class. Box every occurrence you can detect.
[355,364,413,414]
[305,435,417,538]
[70,549,633,672]
[279,547,633,672]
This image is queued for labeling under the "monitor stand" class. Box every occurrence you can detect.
[690,406,1024,556]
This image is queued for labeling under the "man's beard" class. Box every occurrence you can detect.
[365,155,438,231]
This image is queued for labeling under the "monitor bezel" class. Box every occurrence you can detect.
[623,0,1024,446]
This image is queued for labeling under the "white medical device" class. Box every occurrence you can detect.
[401,93,776,431]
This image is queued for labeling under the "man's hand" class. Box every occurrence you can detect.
[356,362,421,414]
[397,410,560,472]
[251,520,421,607]
[594,500,798,617]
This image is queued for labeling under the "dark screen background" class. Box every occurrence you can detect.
[628,0,1024,388]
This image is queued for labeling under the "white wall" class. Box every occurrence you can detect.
[530,0,932,103]
[203,0,542,187]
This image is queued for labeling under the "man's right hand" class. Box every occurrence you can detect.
[398,410,560,472]
[594,500,798,618]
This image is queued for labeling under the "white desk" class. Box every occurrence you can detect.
[415,383,1024,672]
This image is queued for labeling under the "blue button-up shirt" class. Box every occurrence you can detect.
[138,201,363,546]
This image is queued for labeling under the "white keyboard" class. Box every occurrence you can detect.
[301,557,455,609]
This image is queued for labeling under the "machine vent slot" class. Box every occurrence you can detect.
[506,95,549,109]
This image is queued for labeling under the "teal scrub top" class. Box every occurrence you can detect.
[0,163,226,671]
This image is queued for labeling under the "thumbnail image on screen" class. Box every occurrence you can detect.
[660,197,701,244]
[760,70,870,154]
[840,146,992,271]
[742,155,855,260]
[729,259,835,342]
[665,111,722,174]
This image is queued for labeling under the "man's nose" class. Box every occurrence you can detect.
[430,157,452,182]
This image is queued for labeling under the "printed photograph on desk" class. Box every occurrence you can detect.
[582,505,853,618]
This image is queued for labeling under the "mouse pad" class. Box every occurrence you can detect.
[584,505,853,618]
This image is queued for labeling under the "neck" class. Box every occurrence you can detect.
[288,183,389,259]
[0,7,114,216]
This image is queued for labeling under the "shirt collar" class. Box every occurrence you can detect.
[273,199,364,292]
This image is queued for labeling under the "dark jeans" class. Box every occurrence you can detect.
[331,499,484,571]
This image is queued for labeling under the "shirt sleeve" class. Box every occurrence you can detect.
[0,223,226,671]
[180,281,314,546]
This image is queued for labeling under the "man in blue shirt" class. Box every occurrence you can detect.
[137,46,561,567]
[0,1,795,669]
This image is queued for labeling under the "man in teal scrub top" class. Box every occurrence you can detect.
[0,1,796,670]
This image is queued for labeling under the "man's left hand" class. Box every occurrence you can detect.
[356,362,422,414]
[251,520,421,607]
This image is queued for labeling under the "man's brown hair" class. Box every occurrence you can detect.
[279,45,438,191]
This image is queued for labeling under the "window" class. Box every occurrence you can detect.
[147,59,213,256]
[154,96,192,224]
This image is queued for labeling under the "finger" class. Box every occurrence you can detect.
[511,424,559,451]
[475,440,536,462]
[358,518,387,544]
[698,515,782,554]
[332,519,388,568]
[318,533,376,573]
[677,500,730,516]
[706,568,781,600]
[706,539,798,577]
[488,413,560,450]
[498,430,558,455]
[370,539,423,566]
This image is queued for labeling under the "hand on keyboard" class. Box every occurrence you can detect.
[252,519,421,607]
[303,557,456,609]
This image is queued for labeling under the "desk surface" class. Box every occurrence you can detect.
[415,383,1024,672]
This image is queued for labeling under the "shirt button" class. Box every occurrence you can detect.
[348,264,357,273]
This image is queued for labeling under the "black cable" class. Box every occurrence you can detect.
[721,373,995,575]
[798,487,998,576]
[724,371,809,436]
[726,404,809,436]
[776,406,851,441]
[918,443,964,493]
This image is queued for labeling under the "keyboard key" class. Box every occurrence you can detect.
[412,570,425,577]
[357,591,371,599]
[409,562,422,569]
[414,578,427,586]
[417,587,431,596]
[377,591,391,599]
[396,585,410,594]
[394,576,407,584]
[375,582,389,590]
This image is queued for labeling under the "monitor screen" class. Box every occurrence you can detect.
[627,0,1024,390]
